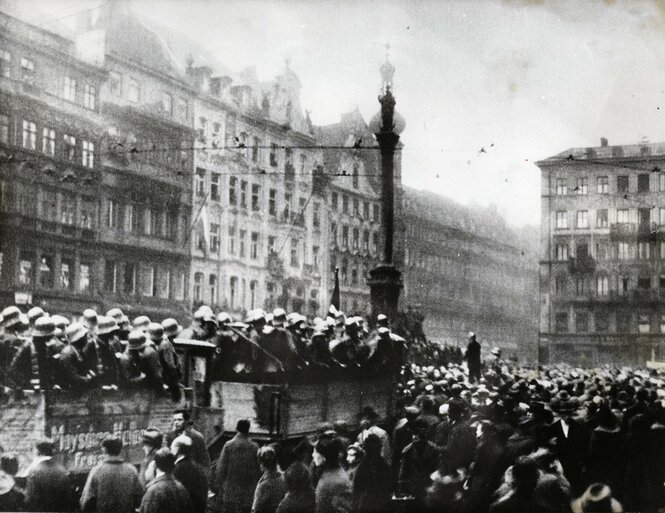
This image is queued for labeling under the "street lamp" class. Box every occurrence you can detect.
[368,54,405,323]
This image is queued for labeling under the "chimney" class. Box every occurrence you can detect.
[600,137,608,147]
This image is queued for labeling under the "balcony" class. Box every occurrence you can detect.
[610,222,637,241]
[568,255,596,274]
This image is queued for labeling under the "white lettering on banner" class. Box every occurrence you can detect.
[51,420,144,455]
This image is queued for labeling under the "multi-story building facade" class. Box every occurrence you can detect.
[316,109,387,315]
[402,187,539,359]
[537,139,665,366]
[0,8,109,316]
[186,62,328,318]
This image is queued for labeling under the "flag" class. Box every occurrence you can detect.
[330,267,340,312]
[198,204,211,255]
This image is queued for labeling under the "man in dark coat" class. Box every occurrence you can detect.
[171,435,208,513]
[140,428,163,486]
[140,449,193,513]
[398,418,439,508]
[212,418,261,513]
[464,332,481,383]
[119,330,164,393]
[148,323,181,401]
[489,456,541,513]
[0,306,28,390]
[24,439,73,512]
[166,409,210,474]
[442,398,477,473]
[90,316,123,387]
[80,436,143,513]
[58,323,96,391]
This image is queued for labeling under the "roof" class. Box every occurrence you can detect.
[537,141,665,166]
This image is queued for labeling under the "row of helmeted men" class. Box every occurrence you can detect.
[0,305,182,399]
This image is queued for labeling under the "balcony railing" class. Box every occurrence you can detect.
[568,256,596,274]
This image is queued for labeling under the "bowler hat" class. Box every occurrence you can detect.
[32,317,56,338]
[127,330,146,351]
[571,483,623,513]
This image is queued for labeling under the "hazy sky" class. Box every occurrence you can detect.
[29,0,665,226]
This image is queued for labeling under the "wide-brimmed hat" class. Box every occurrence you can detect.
[133,316,151,331]
[32,317,56,338]
[127,330,147,351]
[65,322,88,344]
[147,322,164,342]
[1,306,22,329]
[571,483,623,513]
[28,307,46,325]
[161,318,182,338]
[97,316,119,336]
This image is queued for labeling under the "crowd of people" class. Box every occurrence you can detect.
[0,304,404,397]
[1,303,665,512]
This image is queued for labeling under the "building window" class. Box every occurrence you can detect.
[575,277,587,295]
[575,311,589,333]
[638,314,650,334]
[42,128,55,155]
[84,84,96,110]
[107,199,119,229]
[79,262,91,293]
[175,271,185,301]
[61,194,76,225]
[197,117,207,143]
[312,246,320,267]
[332,192,338,211]
[555,244,568,261]
[596,311,609,333]
[41,190,57,220]
[228,225,236,255]
[109,71,121,96]
[372,232,379,254]
[313,202,321,228]
[659,208,665,226]
[210,223,220,253]
[0,114,9,144]
[363,230,370,252]
[352,228,359,249]
[555,275,567,294]
[660,173,665,192]
[63,134,76,160]
[268,235,276,254]
[239,229,246,258]
[597,275,609,296]
[38,255,53,288]
[124,263,136,294]
[269,189,277,216]
[661,242,665,259]
[210,173,220,201]
[176,97,188,121]
[617,208,630,223]
[352,165,359,188]
[270,143,278,167]
[81,198,95,229]
[638,276,651,290]
[63,76,77,101]
[60,259,73,289]
[576,210,588,229]
[104,260,117,293]
[617,242,631,260]
[162,92,172,114]
[250,232,259,260]
[249,280,257,310]
[128,78,140,102]
[251,184,260,211]
[637,173,650,193]
[229,276,237,309]
[193,272,203,302]
[22,120,36,150]
[240,180,247,209]
[251,137,260,161]
[555,313,568,333]
[619,276,630,295]
[575,177,588,195]
[20,57,34,82]
[342,226,349,248]
[555,211,568,229]
[617,175,629,193]
[209,274,218,305]
[352,197,360,216]
[555,178,567,195]
[124,204,135,232]
[597,176,609,194]
[143,266,156,297]
[596,209,608,228]
[82,140,94,168]
[290,238,299,266]
[195,168,206,197]
[18,251,33,286]
[342,195,349,214]
[229,177,237,206]
[617,312,630,332]
[0,49,10,78]
[638,242,651,260]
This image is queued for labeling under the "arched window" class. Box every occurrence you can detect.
[209,274,217,305]
[193,272,203,302]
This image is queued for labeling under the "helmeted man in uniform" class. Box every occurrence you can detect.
[59,323,96,391]
[148,323,181,401]
[10,316,65,391]
[133,316,151,333]
[119,330,164,393]
[258,309,302,372]
[91,316,123,387]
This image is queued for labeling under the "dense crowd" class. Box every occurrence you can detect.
[0,304,403,397]
[1,304,665,512]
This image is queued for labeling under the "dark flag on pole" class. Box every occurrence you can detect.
[330,267,340,314]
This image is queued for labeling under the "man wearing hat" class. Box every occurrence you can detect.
[464,332,482,383]
[0,306,28,391]
[140,428,163,487]
[27,307,46,328]
[9,316,65,391]
[132,316,151,333]
[161,318,182,343]
[147,323,181,401]
[258,309,302,372]
[59,323,96,391]
[119,330,164,394]
[91,317,123,388]
[82,308,99,331]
